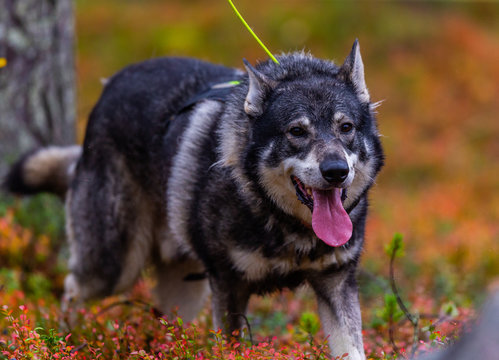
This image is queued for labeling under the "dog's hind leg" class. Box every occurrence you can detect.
[62,156,154,311]
[309,269,366,360]
[153,259,210,322]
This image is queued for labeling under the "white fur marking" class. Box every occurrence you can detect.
[345,155,376,210]
[292,116,311,128]
[363,139,371,154]
[342,149,357,188]
[317,298,365,360]
[334,112,345,122]
[24,145,81,187]
[154,260,210,321]
[258,153,316,225]
[230,249,270,281]
[168,101,222,252]
[229,243,352,281]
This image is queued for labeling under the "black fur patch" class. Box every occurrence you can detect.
[3,149,40,195]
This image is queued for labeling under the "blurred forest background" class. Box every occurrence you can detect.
[1,0,498,358]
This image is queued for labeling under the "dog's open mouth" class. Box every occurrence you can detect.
[291,175,353,247]
[291,176,314,211]
[291,176,348,211]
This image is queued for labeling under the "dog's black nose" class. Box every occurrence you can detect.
[320,159,349,184]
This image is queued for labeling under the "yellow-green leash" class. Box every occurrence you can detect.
[227,0,280,64]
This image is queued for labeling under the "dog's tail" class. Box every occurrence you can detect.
[3,145,82,197]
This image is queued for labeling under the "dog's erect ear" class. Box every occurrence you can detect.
[243,59,277,117]
[339,39,370,104]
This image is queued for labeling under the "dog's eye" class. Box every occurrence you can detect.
[289,127,307,137]
[340,123,354,134]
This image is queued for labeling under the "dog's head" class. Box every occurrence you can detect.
[220,41,384,247]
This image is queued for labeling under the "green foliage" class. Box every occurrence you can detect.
[299,311,320,336]
[0,306,77,360]
[25,273,53,299]
[11,194,64,239]
[34,327,64,353]
[259,310,288,335]
[0,268,20,292]
[440,301,459,318]
[373,294,406,327]
[0,230,473,360]
[0,198,66,298]
[384,233,405,259]
[0,195,13,217]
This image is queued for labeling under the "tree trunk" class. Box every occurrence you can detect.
[0,0,76,178]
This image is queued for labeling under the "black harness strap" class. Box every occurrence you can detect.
[177,80,241,115]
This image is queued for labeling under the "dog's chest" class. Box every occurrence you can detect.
[228,234,358,282]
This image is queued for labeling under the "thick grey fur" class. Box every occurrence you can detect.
[4,41,384,360]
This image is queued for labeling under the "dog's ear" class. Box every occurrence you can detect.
[243,59,277,117]
[339,39,370,104]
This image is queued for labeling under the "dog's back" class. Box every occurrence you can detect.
[80,57,241,202]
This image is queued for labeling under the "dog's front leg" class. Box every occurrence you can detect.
[209,276,251,335]
[309,270,365,360]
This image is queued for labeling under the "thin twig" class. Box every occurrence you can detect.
[388,310,401,356]
[389,242,419,359]
[389,245,417,325]
[70,342,88,354]
[398,313,438,323]
[410,315,420,358]
[96,299,162,318]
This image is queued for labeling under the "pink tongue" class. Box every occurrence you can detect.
[311,188,352,247]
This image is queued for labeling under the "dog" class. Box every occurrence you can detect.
[4,40,384,359]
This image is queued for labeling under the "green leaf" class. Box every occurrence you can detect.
[380,294,405,323]
[298,311,320,336]
[440,301,459,318]
[385,233,405,258]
